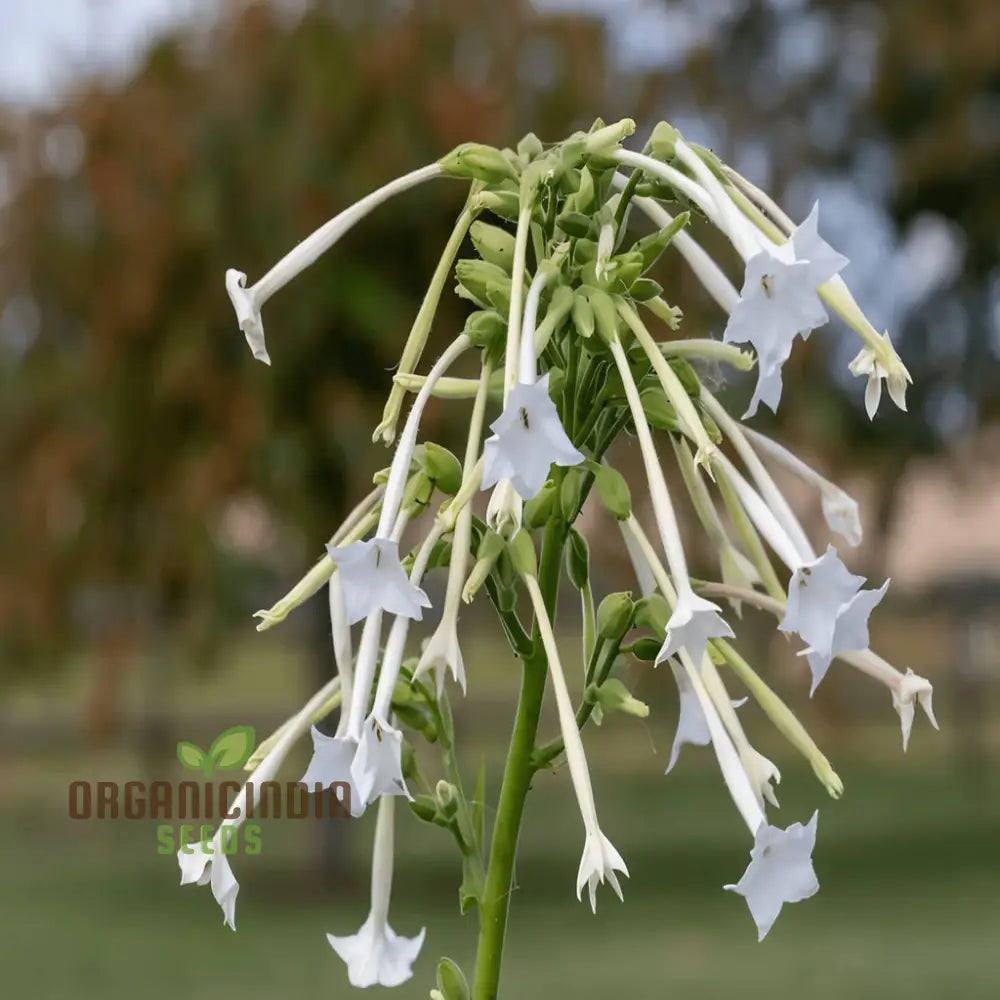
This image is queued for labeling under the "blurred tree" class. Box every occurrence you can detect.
[0,0,640,712]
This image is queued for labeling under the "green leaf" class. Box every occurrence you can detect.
[208,725,256,770]
[176,741,207,772]
[458,854,484,914]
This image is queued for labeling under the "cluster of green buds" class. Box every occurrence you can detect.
[182,117,935,991]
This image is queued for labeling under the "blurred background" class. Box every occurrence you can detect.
[1,0,999,997]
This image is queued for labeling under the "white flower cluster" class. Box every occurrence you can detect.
[182,119,935,986]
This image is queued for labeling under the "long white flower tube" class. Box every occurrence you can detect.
[327,795,425,987]
[227,164,442,364]
[522,572,628,910]
[608,338,732,667]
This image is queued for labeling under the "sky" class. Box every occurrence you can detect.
[0,0,214,107]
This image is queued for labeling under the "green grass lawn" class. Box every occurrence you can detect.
[2,738,999,1000]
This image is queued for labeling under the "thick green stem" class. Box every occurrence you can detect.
[472,520,565,1000]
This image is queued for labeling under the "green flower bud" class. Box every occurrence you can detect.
[588,287,621,346]
[565,527,590,591]
[571,291,595,339]
[628,277,664,302]
[435,780,459,819]
[517,132,544,161]
[669,356,700,396]
[546,365,566,400]
[645,121,680,160]
[570,165,596,213]
[473,188,521,222]
[634,593,671,633]
[557,211,597,239]
[593,464,632,520]
[484,277,512,314]
[585,117,636,154]
[640,386,681,432]
[507,529,538,578]
[574,238,597,264]
[630,636,662,661]
[419,442,463,495]
[463,309,507,350]
[392,679,416,706]
[455,259,512,310]
[462,529,505,602]
[439,143,518,183]
[559,167,582,195]
[559,467,585,521]
[596,591,635,641]
[470,221,517,273]
[400,739,418,779]
[402,470,435,512]
[408,795,439,823]
[372,466,391,485]
[593,677,649,718]
[436,958,471,1000]
[631,212,690,271]
[523,479,558,529]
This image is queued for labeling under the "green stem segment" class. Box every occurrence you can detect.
[472,519,566,1000]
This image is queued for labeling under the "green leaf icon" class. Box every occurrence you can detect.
[177,741,208,772]
[209,725,256,771]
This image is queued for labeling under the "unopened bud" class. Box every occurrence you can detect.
[640,386,681,432]
[593,677,649,718]
[565,527,590,591]
[588,288,621,346]
[507,529,538,579]
[420,442,463,495]
[634,593,671,633]
[628,277,663,302]
[523,479,557,529]
[439,143,517,183]
[470,221,517,273]
[585,117,636,154]
[402,470,435,512]
[473,189,521,222]
[463,529,505,602]
[571,292,595,339]
[596,591,635,641]
[409,795,439,823]
[645,121,680,159]
[559,467,584,521]
[455,259,512,310]
[464,309,507,350]
[593,464,631,520]
[630,636,662,661]
[435,780,458,818]
[558,211,597,239]
[436,957,471,1000]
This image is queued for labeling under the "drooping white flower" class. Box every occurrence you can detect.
[892,667,939,752]
[523,572,628,911]
[481,375,584,501]
[414,623,466,696]
[665,660,712,773]
[178,836,239,930]
[299,726,365,818]
[849,330,911,419]
[325,538,430,625]
[577,831,628,912]
[656,591,735,676]
[226,269,270,365]
[351,715,410,805]
[226,164,441,366]
[328,795,425,988]
[779,545,889,693]
[725,812,820,941]
[743,426,862,547]
[724,204,847,416]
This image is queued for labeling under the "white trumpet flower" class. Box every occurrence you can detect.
[725,812,820,941]
[328,795,425,988]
